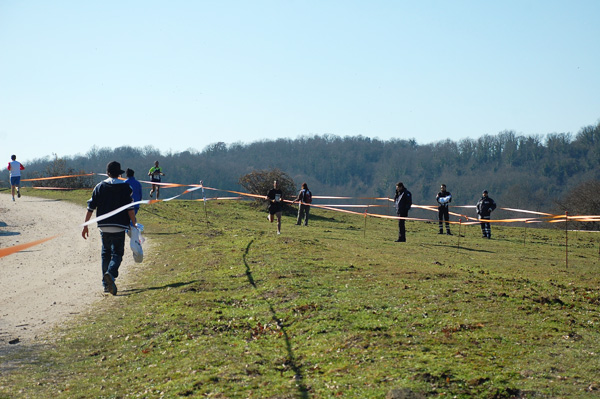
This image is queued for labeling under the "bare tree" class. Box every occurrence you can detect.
[238,168,296,209]
[556,179,600,230]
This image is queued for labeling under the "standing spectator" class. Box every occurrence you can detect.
[476,190,496,239]
[266,180,283,235]
[436,184,452,235]
[394,182,412,242]
[148,160,165,199]
[7,155,25,202]
[125,168,143,215]
[294,182,312,226]
[82,161,136,295]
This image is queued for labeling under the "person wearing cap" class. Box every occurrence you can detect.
[436,184,452,235]
[82,161,137,295]
[476,190,496,239]
[7,155,25,202]
[394,182,412,242]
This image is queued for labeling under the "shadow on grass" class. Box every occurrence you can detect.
[19,198,63,203]
[421,242,494,253]
[119,280,201,296]
[0,343,48,374]
[243,239,309,399]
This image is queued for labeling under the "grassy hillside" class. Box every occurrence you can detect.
[1,189,600,398]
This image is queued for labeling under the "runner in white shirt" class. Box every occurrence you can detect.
[7,155,25,201]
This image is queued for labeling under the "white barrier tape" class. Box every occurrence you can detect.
[81,200,151,227]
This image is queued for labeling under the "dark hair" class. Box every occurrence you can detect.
[302,182,308,189]
[11,155,16,160]
[126,168,135,177]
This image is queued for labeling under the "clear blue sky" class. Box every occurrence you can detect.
[1,1,599,163]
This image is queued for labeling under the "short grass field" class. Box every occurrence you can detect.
[1,189,600,398]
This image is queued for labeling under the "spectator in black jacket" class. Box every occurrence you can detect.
[82,161,136,295]
[394,182,412,242]
[476,190,496,239]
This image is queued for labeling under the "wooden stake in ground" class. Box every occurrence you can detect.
[565,211,568,268]
[201,181,209,227]
[456,218,462,252]
[363,209,368,238]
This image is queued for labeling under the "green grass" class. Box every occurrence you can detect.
[1,188,600,398]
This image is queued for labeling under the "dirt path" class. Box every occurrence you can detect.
[0,192,139,352]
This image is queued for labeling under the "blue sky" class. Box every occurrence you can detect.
[1,1,599,163]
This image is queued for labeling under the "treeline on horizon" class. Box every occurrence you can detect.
[6,120,600,222]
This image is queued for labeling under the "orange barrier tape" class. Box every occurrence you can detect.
[19,172,600,225]
[33,187,89,190]
[0,235,58,259]
[22,173,95,182]
[138,180,191,188]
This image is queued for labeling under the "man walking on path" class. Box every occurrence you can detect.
[394,182,412,242]
[436,184,452,235]
[7,155,25,202]
[476,190,496,239]
[82,161,136,295]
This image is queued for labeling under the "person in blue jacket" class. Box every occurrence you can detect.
[125,168,143,215]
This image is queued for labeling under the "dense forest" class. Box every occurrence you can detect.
[4,121,600,219]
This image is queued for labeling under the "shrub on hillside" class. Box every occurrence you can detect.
[556,179,600,230]
[238,169,296,209]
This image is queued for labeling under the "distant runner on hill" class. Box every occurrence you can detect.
[148,160,165,199]
[7,154,25,202]
[266,180,283,235]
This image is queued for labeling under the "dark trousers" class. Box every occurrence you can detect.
[438,206,450,232]
[479,216,491,238]
[397,211,408,241]
[101,231,126,284]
